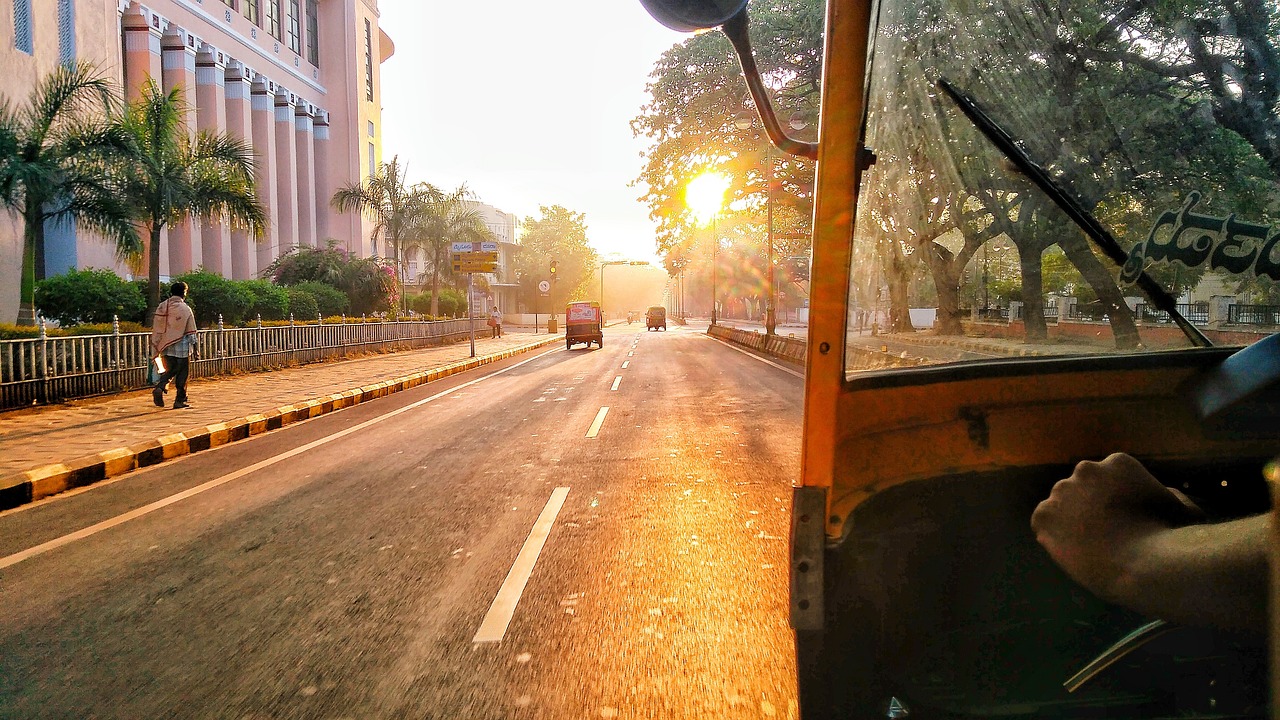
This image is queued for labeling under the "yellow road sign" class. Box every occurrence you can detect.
[451,251,499,264]
[452,261,498,274]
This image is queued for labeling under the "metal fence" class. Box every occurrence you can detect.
[1134,302,1209,325]
[1228,304,1280,326]
[0,317,485,410]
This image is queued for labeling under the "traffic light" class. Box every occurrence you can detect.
[550,260,558,282]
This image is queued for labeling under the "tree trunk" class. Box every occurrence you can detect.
[430,242,441,317]
[1059,233,1141,349]
[16,208,43,325]
[1019,245,1048,341]
[147,223,164,324]
[883,245,916,333]
[924,247,965,335]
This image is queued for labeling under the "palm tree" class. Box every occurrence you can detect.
[0,62,139,325]
[331,155,415,313]
[408,183,493,317]
[115,80,266,317]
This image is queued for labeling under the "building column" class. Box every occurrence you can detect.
[161,26,201,275]
[196,44,231,278]
[294,103,317,249]
[274,89,299,254]
[122,7,165,281]
[313,111,331,244]
[224,61,257,280]
[250,77,280,271]
[122,6,162,101]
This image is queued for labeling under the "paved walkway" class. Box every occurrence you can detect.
[0,332,558,480]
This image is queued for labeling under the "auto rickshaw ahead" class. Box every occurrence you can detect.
[565,301,603,350]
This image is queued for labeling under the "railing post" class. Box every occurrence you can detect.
[112,314,122,390]
[289,313,296,364]
[217,313,226,373]
[37,316,48,405]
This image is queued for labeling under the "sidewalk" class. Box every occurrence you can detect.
[0,332,561,510]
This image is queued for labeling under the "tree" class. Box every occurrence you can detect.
[514,206,598,311]
[632,0,821,262]
[404,184,493,317]
[0,62,139,325]
[115,80,266,319]
[331,155,415,312]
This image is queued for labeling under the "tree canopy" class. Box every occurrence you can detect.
[514,205,597,310]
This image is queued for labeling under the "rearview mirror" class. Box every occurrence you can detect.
[637,0,748,32]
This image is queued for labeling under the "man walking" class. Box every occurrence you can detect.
[151,281,198,409]
[490,306,503,338]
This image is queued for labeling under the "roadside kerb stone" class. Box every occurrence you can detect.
[0,335,563,511]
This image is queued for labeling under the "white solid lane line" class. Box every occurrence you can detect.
[0,347,563,571]
[611,376,622,391]
[585,407,610,438]
[473,486,571,644]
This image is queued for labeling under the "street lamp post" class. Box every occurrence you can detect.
[600,259,650,321]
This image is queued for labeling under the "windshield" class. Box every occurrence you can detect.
[847,0,1280,378]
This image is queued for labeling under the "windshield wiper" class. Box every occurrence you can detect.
[937,77,1212,348]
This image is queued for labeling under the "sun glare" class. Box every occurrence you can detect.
[685,171,730,224]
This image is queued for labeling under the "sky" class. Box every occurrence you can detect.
[377,1,688,265]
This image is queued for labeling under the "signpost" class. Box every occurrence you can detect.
[536,280,551,333]
[451,242,500,357]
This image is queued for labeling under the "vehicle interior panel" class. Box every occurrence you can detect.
[806,464,1271,719]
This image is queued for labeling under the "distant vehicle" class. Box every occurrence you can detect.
[646,306,667,331]
[565,301,603,349]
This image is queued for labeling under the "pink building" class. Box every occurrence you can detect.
[0,0,393,322]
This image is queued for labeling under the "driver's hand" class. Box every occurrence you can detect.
[1031,453,1203,605]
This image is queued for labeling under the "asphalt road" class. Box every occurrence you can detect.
[0,325,803,719]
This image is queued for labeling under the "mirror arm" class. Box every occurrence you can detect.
[721,10,820,161]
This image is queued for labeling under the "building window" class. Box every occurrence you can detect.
[243,0,259,26]
[57,0,75,65]
[367,142,375,177]
[287,0,300,53]
[305,0,318,66]
[367,120,374,137]
[265,0,280,40]
[364,19,374,102]
[222,0,235,8]
[13,0,32,54]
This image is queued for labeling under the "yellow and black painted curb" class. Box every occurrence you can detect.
[0,336,563,512]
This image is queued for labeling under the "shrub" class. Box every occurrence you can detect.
[35,269,146,326]
[286,287,319,321]
[175,270,255,326]
[441,288,468,317]
[238,280,290,321]
[294,281,350,317]
[0,321,149,340]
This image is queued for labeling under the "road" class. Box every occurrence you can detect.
[0,325,803,719]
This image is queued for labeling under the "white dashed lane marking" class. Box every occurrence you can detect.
[473,487,571,643]
[611,376,622,391]
[586,407,610,438]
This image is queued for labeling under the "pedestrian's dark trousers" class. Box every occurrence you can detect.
[155,354,190,403]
